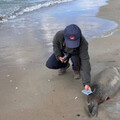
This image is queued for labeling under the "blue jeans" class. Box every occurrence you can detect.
[46,53,80,71]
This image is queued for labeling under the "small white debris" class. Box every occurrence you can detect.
[16,87,18,90]
[7,75,10,77]
[48,79,51,82]
[117,67,120,70]
[10,80,12,83]
[75,97,78,100]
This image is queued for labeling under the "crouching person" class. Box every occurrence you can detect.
[46,24,91,91]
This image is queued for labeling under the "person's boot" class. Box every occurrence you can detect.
[58,63,70,75]
[74,71,80,79]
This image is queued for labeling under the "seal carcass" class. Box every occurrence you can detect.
[87,67,120,117]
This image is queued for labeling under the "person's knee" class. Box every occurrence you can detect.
[46,59,60,69]
[46,54,61,69]
[46,60,53,69]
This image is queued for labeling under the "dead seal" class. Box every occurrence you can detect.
[87,67,120,117]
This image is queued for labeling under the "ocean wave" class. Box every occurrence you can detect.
[0,0,73,23]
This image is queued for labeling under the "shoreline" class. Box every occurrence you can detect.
[95,0,120,39]
[90,0,120,56]
[89,0,120,78]
[98,0,120,23]
[96,0,120,39]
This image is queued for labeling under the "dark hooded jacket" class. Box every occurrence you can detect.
[53,30,91,86]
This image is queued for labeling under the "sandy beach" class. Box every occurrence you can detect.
[0,0,120,120]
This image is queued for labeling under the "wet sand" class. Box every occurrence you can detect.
[0,0,120,120]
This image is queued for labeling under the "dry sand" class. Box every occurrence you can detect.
[0,0,120,120]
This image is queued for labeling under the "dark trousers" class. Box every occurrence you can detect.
[46,53,80,71]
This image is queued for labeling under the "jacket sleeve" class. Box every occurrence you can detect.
[79,37,91,86]
[53,31,63,60]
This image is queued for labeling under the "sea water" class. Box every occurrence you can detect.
[0,0,117,51]
[0,0,74,22]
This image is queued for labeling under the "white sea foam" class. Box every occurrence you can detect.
[101,29,120,38]
[22,0,72,13]
[0,0,73,23]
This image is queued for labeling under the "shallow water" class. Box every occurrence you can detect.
[0,0,108,21]
[0,0,117,63]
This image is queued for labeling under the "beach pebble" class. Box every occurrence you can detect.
[10,80,13,83]
[48,79,51,82]
[16,87,18,90]
[76,114,80,117]
[7,75,10,77]
[75,97,78,100]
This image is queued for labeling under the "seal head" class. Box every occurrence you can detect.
[87,84,102,117]
[88,100,98,117]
